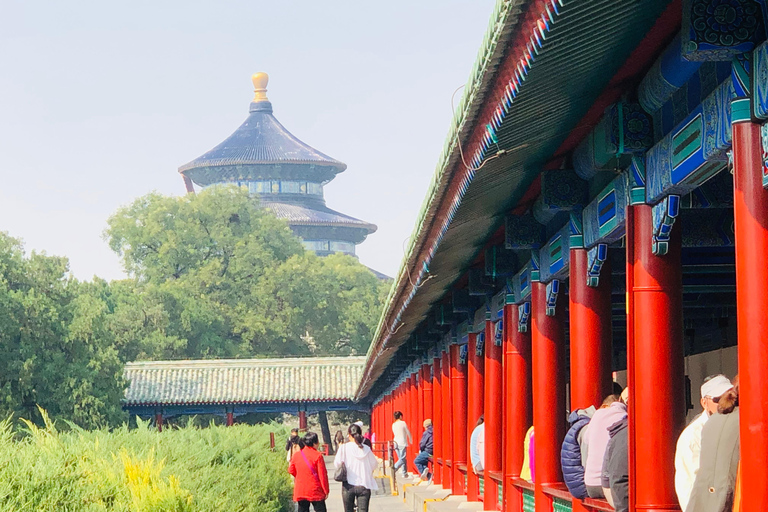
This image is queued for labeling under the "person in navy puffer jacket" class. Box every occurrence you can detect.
[561,406,596,499]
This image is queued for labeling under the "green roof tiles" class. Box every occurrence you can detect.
[123,357,366,406]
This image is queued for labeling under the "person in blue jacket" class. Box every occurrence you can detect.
[414,419,434,479]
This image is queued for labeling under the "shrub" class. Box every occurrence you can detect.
[0,411,293,511]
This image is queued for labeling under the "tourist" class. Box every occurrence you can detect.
[391,411,412,477]
[686,376,740,512]
[286,428,300,452]
[470,415,485,475]
[520,426,534,483]
[601,414,628,512]
[287,428,304,463]
[414,419,434,479]
[675,374,733,510]
[355,421,373,448]
[335,423,379,512]
[334,430,345,452]
[583,389,627,498]
[288,431,330,512]
[561,403,597,499]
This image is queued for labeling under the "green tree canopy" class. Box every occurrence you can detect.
[105,186,388,359]
[0,186,387,427]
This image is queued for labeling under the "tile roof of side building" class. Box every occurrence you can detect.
[123,357,366,406]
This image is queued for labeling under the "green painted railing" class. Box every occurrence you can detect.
[522,488,535,512]
[553,497,573,512]
[464,474,468,491]
[479,476,485,496]
[497,481,503,506]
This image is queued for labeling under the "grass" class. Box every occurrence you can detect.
[0,410,293,511]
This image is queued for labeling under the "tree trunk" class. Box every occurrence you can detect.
[318,410,334,454]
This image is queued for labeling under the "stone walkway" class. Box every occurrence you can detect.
[322,457,413,512]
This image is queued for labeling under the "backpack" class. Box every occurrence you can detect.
[560,411,591,499]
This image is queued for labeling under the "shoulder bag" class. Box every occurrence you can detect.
[300,449,323,488]
[334,444,347,483]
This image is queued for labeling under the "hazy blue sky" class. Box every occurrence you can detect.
[0,0,496,280]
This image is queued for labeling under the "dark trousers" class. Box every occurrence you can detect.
[342,483,371,512]
[297,500,327,512]
[414,451,431,475]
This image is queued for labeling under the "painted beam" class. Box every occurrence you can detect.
[532,170,588,224]
[646,78,733,204]
[681,0,767,61]
[505,213,546,250]
[639,34,703,113]
[573,102,654,180]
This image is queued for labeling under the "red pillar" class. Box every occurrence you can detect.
[531,281,566,512]
[628,204,684,512]
[450,344,468,494]
[503,304,532,512]
[484,318,503,507]
[732,119,768,512]
[155,412,163,432]
[226,411,234,426]
[422,363,433,422]
[433,355,443,486]
[408,373,418,474]
[299,410,307,431]
[569,249,613,512]
[569,249,613,410]
[442,348,454,491]
[466,332,485,501]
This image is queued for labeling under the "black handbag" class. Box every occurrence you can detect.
[334,445,347,482]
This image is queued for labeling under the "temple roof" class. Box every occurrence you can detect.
[123,357,366,406]
[265,202,377,233]
[179,73,346,186]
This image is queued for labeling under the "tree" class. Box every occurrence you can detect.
[105,187,387,359]
[0,233,125,427]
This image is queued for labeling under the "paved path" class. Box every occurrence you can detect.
[322,457,412,512]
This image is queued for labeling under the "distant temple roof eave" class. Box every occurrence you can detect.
[266,202,377,234]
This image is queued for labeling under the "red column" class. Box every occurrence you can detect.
[531,281,566,512]
[226,411,234,426]
[442,349,454,491]
[732,119,768,512]
[569,249,613,512]
[299,410,307,431]
[503,304,532,512]
[467,332,485,501]
[408,373,418,474]
[484,318,503,507]
[156,412,163,432]
[433,355,443,486]
[569,248,613,409]
[422,363,433,422]
[628,204,684,512]
[450,344,468,494]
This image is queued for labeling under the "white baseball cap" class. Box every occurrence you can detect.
[354,421,364,427]
[701,375,732,399]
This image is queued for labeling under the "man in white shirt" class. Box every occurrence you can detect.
[392,411,412,477]
[469,415,484,474]
[674,374,733,511]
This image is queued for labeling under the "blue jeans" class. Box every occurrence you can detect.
[393,446,407,473]
[414,451,430,475]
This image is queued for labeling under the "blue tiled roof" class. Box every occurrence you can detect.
[179,100,346,178]
[265,202,377,232]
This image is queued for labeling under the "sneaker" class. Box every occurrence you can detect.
[420,468,429,479]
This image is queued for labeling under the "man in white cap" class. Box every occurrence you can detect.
[674,374,733,511]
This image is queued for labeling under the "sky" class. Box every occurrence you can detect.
[0,0,496,281]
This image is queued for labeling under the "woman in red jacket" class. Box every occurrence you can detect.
[288,431,330,512]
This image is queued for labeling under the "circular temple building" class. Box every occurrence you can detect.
[179,73,377,258]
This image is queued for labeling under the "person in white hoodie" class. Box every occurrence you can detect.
[334,423,379,512]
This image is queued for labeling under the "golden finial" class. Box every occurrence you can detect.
[252,72,269,102]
